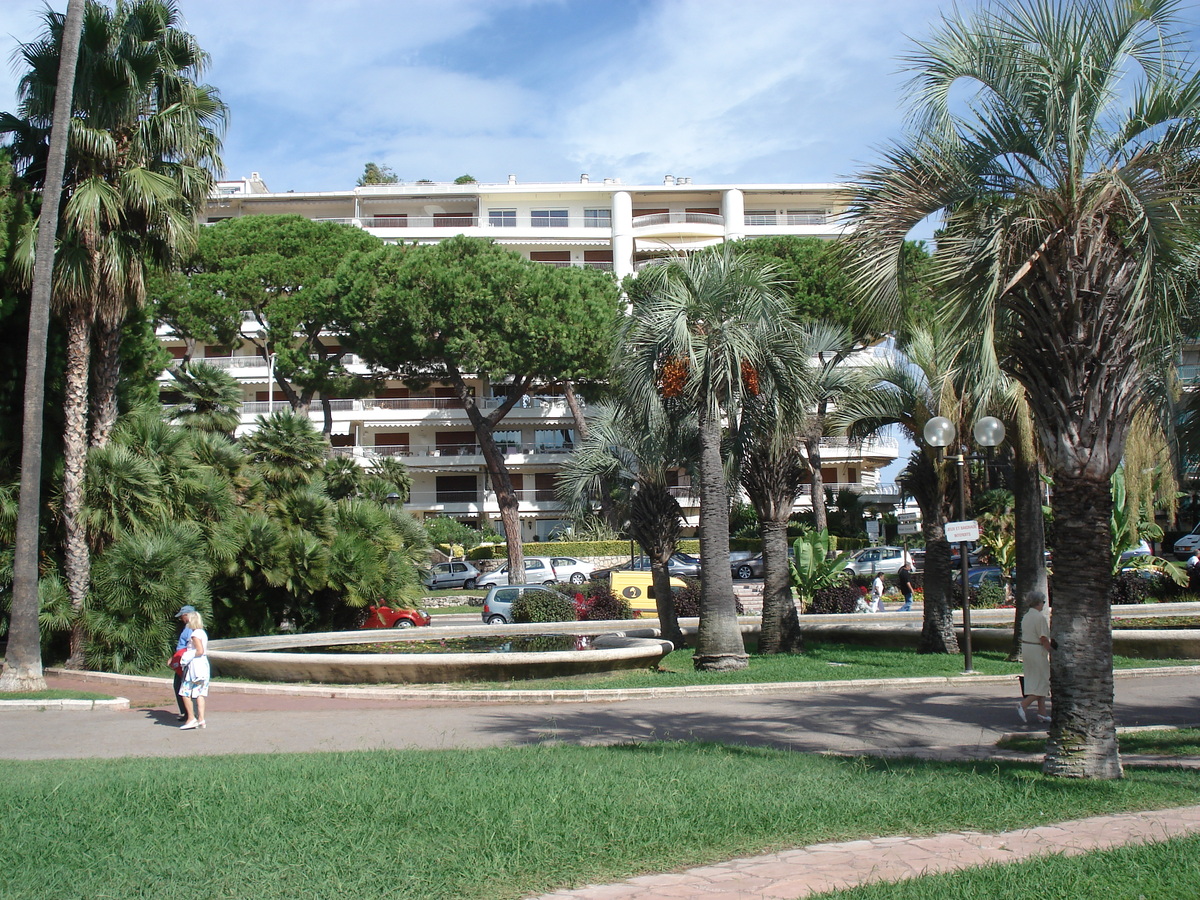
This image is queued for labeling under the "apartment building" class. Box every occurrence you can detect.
[162,174,899,541]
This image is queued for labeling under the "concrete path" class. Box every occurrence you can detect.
[7,666,1200,898]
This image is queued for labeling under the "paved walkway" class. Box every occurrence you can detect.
[8,666,1200,898]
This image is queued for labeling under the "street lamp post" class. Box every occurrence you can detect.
[922,415,1006,673]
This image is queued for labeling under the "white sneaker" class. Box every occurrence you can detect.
[1037,715,1051,724]
[1016,704,1027,723]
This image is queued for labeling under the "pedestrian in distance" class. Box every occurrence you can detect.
[1187,550,1200,592]
[1018,590,1052,725]
[870,573,885,613]
[169,605,195,721]
[896,562,914,612]
[178,610,210,730]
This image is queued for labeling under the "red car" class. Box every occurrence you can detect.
[360,605,432,629]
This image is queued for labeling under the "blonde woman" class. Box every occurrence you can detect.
[178,610,210,730]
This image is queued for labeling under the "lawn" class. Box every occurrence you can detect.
[999,727,1200,757]
[1,745,1198,900]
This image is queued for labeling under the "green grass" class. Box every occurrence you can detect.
[427,604,480,615]
[1000,728,1200,757]
[437,642,1198,692]
[1,745,1198,900]
[812,833,1200,898]
[0,689,114,701]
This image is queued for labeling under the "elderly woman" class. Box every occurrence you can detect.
[178,610,210,730]
[1018,591,1052,725]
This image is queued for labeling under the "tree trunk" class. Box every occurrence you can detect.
[805,435,827,533]
[918,529,959,654]
[650,561,685,649]
[628,482,685,648]
[62,311,92,669]
[89,313,123,448]
[1041,472,1123,779]
[1010,399,1049,661]
[758,517,803,654]
[0,0,85,693]
[693,410,747,671]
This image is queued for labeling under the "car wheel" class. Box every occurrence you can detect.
[570,572,586,584]
[486,615,507,625]
[393,619,414,628]
[463,579,476,590]
[543,579,557,586]
[736,564,753,580]
[843,568,855,576]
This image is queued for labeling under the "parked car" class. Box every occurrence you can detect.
[422,560,482,590]
[731,554,764,580]
[592,553,702,581]
[480,584,561,625]
[549,556,594,585]
[959,566,1005,589]
[476,556,559,588]
[843,546,914,576]
[1175,524,1200,559]
[360,605,432,629]
[1119,540,1152,564]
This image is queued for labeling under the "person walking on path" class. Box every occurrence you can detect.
[897,562,914,612]
[1188,550,1200,592]
[1018,590,1052,724]
[170,605,195,722]
[178,610,210,730]
[870,573,885,612]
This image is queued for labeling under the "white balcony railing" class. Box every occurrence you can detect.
[632,211,724,229]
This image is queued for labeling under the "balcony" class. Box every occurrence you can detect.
[632,212,724,228]
[403,489,565,513]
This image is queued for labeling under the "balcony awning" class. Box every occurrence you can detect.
[493,239,610,246]
[329,421,352,435]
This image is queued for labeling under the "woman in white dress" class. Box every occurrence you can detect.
[1018,591,1052,725]
[178,610,210,730]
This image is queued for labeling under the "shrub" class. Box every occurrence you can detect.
[810,584,862,615]
[672,577,744,617]
[512,589,577,624]
[573,582,633,621]
[1109,571,1166,605]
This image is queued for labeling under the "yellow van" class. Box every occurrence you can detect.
[609,570,687,618]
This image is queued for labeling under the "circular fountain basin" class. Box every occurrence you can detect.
[207,621,675,684]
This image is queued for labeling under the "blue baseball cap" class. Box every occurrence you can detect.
[175,605,196,617]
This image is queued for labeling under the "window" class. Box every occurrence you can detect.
[493,430,522,453]
[584,208,611,228]
[535,429,574,451]
[488,209,516,227]
[532,209,568,228]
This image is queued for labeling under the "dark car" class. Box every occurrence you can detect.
[360,605,432,629]
[731,553,764,580]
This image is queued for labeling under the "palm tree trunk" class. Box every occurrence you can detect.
[62,310,92,669]
[758,517,803,654]
[918,528,959,654]
[89,313,123,447]
[1041,472,1122,779]
[1009,399,1048,660]
[649,562,685,648]
[693,410,747,671]
[0,0,85,693]
[805,436,827,533]
[629,482,685,648]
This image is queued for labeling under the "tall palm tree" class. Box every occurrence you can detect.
[2,0,226,667]
[616,247,805,671]
[841,0,1200,778]
[833,328,969,654]
[558,401,697,647]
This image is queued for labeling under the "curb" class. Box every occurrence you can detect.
[0,697,129,711]
[35,663,1200,706]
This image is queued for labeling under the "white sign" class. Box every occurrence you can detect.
[895,510,921,523]
[944,520,980,542]
[865,520,880,538]
[897,522,922,535]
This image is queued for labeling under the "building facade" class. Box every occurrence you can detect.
[159,174,899,541]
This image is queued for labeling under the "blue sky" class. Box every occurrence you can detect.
[2,0,1198,484]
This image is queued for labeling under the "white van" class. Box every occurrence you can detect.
[1174,524,1200,559]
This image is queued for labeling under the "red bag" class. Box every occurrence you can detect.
[169,648,187,673]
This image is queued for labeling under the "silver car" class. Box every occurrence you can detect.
[842,546,913,576]
[550,556,594,585]
[476,556,559,588]
[422,560,481,590]
[480,584,561,625]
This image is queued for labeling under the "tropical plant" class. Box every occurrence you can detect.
[840,0,1200,777]
[164,361,243,435]
[616,246,805,670]
[1,0,226,667]
[239,409,330,494]
[788,529,851,611]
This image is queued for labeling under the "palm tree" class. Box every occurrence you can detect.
[0,0,83,692]
[841,0,1200,777]
[558,401,697,647]
[240,410,331,496]
[616,247,805,671]
[833,328,968,654]
[2,0,226,668]
[165,361,243,436]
